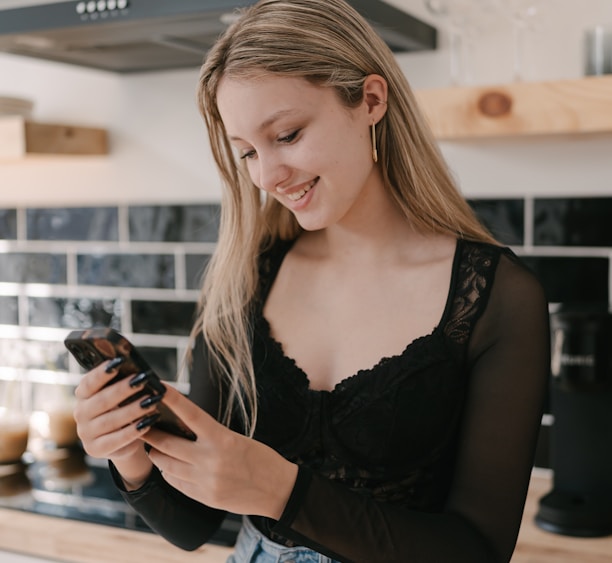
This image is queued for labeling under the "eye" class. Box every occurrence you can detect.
[240,149,257,160]
[277,129,300,144]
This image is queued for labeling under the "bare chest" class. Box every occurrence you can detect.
[263,255,453,391]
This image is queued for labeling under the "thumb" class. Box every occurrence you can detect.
[160,383,217,433]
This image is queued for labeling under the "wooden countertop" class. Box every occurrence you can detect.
[0,509,233,563]
[0,469,611,562]
[512,469,612,563]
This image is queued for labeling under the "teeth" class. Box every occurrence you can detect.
[285,179,316,202]
[287,187,308,201]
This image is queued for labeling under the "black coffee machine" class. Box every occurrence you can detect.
[535,307,612,537]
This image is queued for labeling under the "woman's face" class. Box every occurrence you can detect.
[216,74,383,232]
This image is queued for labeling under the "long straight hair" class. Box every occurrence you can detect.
[192,0,495,435]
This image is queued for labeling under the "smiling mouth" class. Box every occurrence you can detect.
[285,178,319,202]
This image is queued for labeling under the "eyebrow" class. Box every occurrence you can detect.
[228,109,298,141]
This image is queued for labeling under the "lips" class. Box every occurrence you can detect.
[279,177,319,202]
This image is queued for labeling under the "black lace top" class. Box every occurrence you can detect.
[111,238,550,563]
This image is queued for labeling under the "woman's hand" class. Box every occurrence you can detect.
[144,384,298,519]
[73,359,156,488]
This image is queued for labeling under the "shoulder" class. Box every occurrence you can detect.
[460,239,548,318]
[258,237,295,268]
[256,237,296,300]
[459,239,539,285]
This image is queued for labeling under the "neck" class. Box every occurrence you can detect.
[308,183,421,264]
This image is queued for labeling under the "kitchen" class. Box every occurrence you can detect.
[1,0,612,561]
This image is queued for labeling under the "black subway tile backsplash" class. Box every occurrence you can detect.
[27,207,118,241]
[131,300,195,336]
[185,253,211,290]
[469,198,524,245]
[129,204,220,243]
[77,254,175,288]
[521,256,609,305]
[0,296,18,324]
[138,346,179,382]
[28,297,121,329]
[0,253,67,284]
[3,198,612,473]
[0,209,17,239]
[0,338,68,371]
[534,197,612,247]
[28,342,69,371]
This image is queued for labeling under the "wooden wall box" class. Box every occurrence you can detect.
[0,116,108,158]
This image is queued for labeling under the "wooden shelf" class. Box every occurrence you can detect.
[0,116,108,158]
[414,75,612,140]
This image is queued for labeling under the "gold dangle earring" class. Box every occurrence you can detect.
[371,121,378,163]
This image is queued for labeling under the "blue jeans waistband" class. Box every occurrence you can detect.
[227,516,340,563]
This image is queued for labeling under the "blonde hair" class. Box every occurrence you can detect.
[191,0,495,435]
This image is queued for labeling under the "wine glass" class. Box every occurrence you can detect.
[497,0,546,81]
[424,0,468,85]
[423,0,499,85]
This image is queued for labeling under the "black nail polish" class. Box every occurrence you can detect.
[129,371,149,387]
[136,412,160,431]
[105,357,124,373]
[140,394,163,408]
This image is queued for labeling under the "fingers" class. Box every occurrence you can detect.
[79,392,157,440]
[76,393,159,459]
[74,370,146,424]
[145,428,194,482]
[159,383,216,431]
[74,357,126,400]
[82,420,151,460]
[73,360,162,460]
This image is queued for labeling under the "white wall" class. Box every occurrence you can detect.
[0,0,611,207]
[0,58,221,206]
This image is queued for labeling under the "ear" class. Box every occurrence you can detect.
[363,74,388,124]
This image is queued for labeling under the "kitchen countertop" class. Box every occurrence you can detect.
[512,469,612,563]
[0,507,233,563]
[1,469,611,562]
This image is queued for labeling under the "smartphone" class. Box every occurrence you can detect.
[64,328,197,441]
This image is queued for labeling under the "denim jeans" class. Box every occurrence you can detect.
[227,516,340,563]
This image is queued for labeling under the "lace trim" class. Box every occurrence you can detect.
[257,314,441,396]
[256,240,501,396]
[443,242,499,344]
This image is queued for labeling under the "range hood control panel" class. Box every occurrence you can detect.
[76,1,130,18]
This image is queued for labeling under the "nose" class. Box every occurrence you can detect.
[253,150,290,193]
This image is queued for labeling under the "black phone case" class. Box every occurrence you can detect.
[64,328,196,441]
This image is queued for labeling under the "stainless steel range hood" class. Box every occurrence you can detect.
[0,0,437,73]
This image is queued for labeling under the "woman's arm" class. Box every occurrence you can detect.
[270,254,550,563]
[109,335,229,551]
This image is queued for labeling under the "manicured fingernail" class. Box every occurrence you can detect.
[136,412,160,431]
[129,371,149,387]
[105,357,124,373]
[140,394,163,408]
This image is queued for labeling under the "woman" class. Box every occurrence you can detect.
[73,1,550,561]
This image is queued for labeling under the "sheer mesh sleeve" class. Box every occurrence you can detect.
[109,335,228,551]
[270,252,550,563]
